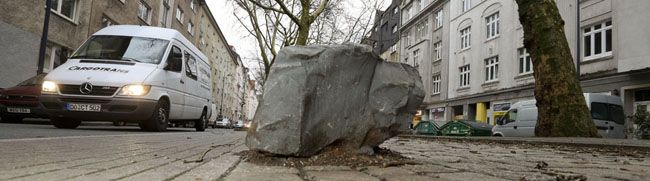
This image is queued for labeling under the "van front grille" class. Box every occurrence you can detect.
[59,84,119,96]
[60,98,111,104]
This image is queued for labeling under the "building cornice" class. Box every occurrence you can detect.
[401,0,449,29]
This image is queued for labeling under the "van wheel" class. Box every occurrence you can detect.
[1,115,23,123]
[51,118,81,129]
[195,109,207,132]
[142,100,169,132]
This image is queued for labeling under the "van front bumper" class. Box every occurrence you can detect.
[39,94,158,122]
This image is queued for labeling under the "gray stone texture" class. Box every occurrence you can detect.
[246,44,424,156]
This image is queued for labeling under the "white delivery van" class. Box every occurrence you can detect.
[40,25,212,132]
[492,93,625,138]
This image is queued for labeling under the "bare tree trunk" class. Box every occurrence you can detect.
[515,0,599,137]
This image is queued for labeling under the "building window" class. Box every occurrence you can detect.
[435,10,443,29]
[459,65,470,87]
[161,0,171,27]
[418,0,424,12]
[392,25,397,34]
[405,32,411,47]
[43,44,69,73]
[432,75,441,94]
[408,6,413,20]
[51,0,77,21]
[485,57,499,82]
[518,48,533,74]
[434,41,442,61]
[190,0,195,11]
[176,7,184,23]
[394,7,399,14]
[391,44,397,52]
[462,0,471,12]
[460,27,471,49]
[422,20,428,37]
[413,49,420,67]
[138,1,151,23]
[188,21,194,35]
[583,20,612,61]
[486,12,499,39]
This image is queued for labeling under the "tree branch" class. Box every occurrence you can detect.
[271,0,301,24]
[309,0,329,22]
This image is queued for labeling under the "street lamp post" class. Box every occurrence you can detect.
[37,0,53,75]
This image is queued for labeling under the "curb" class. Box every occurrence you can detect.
[398,135,650,151]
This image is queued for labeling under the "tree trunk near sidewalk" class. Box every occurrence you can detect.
[515,0,599,137]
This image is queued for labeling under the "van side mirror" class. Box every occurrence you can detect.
[165,47,183,72]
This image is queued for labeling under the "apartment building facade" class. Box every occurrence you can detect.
[196,0,246,122]
[560,0,650,123]
[400,0,451,125]
[423,0,650,130]
[364,0,402,62]
[0,0,93,88]
[445,0,535,125]
[0,0,254,122]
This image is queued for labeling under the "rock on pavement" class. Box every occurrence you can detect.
[246,43,424,156]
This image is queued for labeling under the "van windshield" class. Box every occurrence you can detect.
[70,35,170,64]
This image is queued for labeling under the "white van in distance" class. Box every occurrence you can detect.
[492,93,625,138]
[40,25,212,132]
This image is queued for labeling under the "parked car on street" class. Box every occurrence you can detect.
[234,120,245,129]
[207,103,218,128]
[40,25,212,132]
[492,93,626,138]
[214,118,232,128]
[0,74,49,123]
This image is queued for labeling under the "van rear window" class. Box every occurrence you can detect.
[591,102,625,124]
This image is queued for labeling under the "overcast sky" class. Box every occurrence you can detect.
[206,0,391,76]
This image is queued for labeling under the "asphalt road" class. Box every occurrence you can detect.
[0,119,229,140]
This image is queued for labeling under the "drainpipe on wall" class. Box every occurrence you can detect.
[576,0,581,79]
[37,0,52,75]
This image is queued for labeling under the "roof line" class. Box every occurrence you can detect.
[199,0,240,66]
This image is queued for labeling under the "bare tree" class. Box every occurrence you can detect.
[246,0,330,45]
[231,0,385,84]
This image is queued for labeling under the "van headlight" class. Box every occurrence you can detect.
[42,81,58,93]
[118,85,151,96]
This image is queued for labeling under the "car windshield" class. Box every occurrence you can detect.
[17,73,47,86]
[70,35,170,64]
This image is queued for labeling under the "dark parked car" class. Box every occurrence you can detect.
[0,74,48,123]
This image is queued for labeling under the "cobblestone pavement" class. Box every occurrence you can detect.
[2,129,650,181]
[0,129,247,181]
[379,138,650,181]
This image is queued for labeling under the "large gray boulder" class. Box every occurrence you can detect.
[246,43,424,156]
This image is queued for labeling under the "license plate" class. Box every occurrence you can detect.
[67,103,101,112]
[7,107,30,114]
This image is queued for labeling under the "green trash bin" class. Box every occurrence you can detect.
[439,120,493,136]
[414,121,439,135]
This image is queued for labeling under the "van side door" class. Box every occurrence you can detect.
[515,108,537,137]
[182,51,201,119]
[164,45,185,119]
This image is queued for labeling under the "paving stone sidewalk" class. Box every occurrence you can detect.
[224,137,650,181]
[2,130,649,181]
